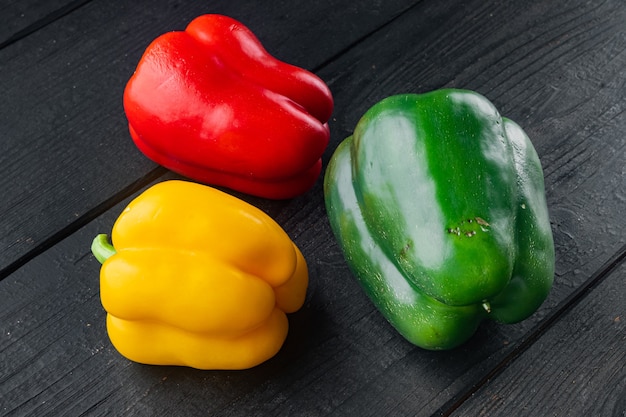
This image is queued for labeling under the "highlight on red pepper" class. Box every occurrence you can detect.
[123,14,334,199]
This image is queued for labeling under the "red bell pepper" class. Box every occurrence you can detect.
[123,14,334,199]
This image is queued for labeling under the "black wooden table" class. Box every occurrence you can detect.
[1,1,625,416]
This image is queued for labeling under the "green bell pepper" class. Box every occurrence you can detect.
[324,89,555,350]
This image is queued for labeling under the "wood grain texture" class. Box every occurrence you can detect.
[0,0,417,277]
[451,260,626,417]
[1,0,625,416]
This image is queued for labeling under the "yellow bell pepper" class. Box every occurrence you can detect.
[91,180,308,370]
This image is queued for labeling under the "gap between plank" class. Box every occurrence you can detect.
[0,0,94,50]
[433,242,626,417]
[0,167,167,281]
[309,1,424,73]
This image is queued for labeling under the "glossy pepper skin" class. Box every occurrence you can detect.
[91,180,308,369]
[324,89,555,350]
[124,14,334,199]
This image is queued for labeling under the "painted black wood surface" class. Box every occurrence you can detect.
[1,0,624,416]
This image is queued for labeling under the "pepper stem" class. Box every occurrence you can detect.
[481,301,492,314]
[91,234,117,264]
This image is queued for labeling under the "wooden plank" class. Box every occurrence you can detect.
[0,0,88,49]
[0,0,417,277]
[0,179,160,416]
[451,258,626,417]
[1,0,625,415]
[308,2,626,413]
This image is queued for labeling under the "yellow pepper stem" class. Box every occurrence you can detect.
[92,234,117,264]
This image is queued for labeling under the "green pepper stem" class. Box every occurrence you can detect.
[482,301,492,314]
[91,234,117,264]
